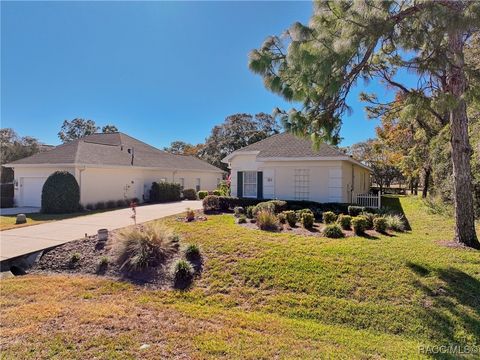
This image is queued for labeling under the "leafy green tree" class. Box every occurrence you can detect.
[0,128,43,182]
[163,141,204,156]
[58,118,99,143]
[102,124,118,133]
[249,1,480,248]
[199,113,280,171]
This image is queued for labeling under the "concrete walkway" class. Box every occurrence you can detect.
[0,200,202,262]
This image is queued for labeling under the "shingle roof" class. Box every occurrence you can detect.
[226,132,347,158]
[8,132,223,172]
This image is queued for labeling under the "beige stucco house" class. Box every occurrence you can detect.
[5,132,223,207]
[222,133,371,203]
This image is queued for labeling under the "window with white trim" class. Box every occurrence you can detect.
[195,178,201,192]
[243,171,257,198]
[294,169,309,200]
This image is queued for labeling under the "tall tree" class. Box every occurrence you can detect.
[58,118,99,143]
[102,124,118,133]
[249,1,480,248]
[199,113,280,171]
[347,139,403,193]
[163,141,204,156]
[0,128,43,182]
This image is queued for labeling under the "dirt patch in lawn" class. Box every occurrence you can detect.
[28,224,200,289]
[238,218,383,239]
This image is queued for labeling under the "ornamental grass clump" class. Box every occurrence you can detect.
[322,211,337,224]
[351,216,368,235]
[252,202,276,217]
[246,206,255,219]
[256,210,278,231]
[116,224,178,272]
[337,214,352,230]
[282,210,297,227]
[172,259,194,289]
[234,206,245,217]
[202,195,220,213]
[300,212,315,229]
[184,243,201,262]
[323,224,344,238]
[373,217,388,233]
[384,214,406,232]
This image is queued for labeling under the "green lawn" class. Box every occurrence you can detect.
[1,196,479,359]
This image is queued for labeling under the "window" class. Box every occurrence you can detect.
[195,178,201,192]
[178,178,184,189]
[243,171,257,198]
[294,169,309,200]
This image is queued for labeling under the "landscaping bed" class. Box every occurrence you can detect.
[29,212,205,289]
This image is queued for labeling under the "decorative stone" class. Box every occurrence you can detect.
[15,214,27,224]
[139,344,150,350]
[97,228,108,242]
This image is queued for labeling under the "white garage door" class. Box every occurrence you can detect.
[21,177,47,207]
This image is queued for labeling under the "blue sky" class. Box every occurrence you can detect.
[2,1,387,148]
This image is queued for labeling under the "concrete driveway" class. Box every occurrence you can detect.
[0,207,40,215]
[0,200,202,262]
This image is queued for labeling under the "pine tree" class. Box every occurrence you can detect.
[249,0,480,248]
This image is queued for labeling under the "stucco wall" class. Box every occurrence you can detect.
[229,154,357,203]
[13,166,75,207]
[12,165,222,207]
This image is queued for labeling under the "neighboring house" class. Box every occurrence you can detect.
[222,132,371,203]
[5,132,223,207]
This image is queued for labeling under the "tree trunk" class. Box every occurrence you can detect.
[447,25,480,249]
[422,167,431,199]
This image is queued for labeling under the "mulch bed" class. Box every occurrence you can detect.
[238,217,383,239]
[29,217,205,288]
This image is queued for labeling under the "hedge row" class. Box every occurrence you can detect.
[149,182,182,203]
[206,196,350,215]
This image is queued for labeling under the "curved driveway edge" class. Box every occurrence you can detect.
[0,201,202,262]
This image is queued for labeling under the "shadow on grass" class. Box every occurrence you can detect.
[381,195,412,231]
[407,262,480,359]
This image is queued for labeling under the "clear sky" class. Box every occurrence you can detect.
[2,1,386,148]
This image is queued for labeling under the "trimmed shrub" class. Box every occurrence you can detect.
[116,199,128,208]
[361,212,377,230]
[184,244,201,261]
[202,195,220,212]
[182,188,197,200]
[252,202,276,216]
[86,203,95,211]
[116,223,178,271]
[322,211,337,224]
[323,224,344,238]
[352,216,368,235]
[348,205,366,217]
[238,215,247,224]
[212,190,221,196]
[246,206,255,219]
[300,212,315,229]
[373,217,388,233]
[295,208,314,219]
[234,206,245,217]
[149,182,181,203]
[256,210,278,231]
[95,201,106,210]
[282,210,297,227]
[268,200,288,213]
[41,171,80,213]
[106,200,117,209]
[337,214,352,230]
[384,214,406,232]
[172,259,194,289]
[197,190,208,200]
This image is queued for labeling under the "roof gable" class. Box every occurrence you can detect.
[7,132,223,172]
